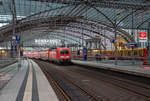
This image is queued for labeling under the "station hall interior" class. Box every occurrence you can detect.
[0,0,150,101]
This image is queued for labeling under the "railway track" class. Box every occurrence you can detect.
[41,67,71,101]
[70,64,150,100]
[75,64,150,99]
[35,60,150,101]
[93,72,150,99]
[36,60,101,101]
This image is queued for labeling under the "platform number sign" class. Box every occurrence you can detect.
[139,32,147,42]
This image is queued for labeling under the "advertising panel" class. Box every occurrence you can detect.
[139,32,147,42]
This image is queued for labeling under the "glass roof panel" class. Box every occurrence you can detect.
[0,0,150,45]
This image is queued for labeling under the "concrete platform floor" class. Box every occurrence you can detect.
[72,60,150,78]
[0,59,59,101]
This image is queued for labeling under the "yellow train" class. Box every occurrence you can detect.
[92,48,146,57]
[71,47,148,62]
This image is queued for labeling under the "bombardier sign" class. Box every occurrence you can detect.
[139,32,147,42]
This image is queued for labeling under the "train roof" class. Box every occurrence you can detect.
[57,47,70,49]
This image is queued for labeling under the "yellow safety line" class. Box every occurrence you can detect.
[23,60,32,101]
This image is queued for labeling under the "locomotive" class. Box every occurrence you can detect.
[49,47,71,63]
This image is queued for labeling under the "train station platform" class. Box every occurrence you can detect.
[0,59,59,101]
[72,60,150,78]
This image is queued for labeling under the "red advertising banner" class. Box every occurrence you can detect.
[139,32,147,39]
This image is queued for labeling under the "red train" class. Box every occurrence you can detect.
[24,47,71,63]
[49,47,71,63]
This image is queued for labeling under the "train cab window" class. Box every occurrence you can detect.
[65,50,69,54]
[60,50,64,55]
[60,50,69,55]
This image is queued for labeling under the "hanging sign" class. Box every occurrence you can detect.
[139,32,147,42]
[16,35,20,42]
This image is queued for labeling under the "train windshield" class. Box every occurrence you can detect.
[60,50,69,55]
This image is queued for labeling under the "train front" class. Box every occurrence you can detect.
[57,48,71,63]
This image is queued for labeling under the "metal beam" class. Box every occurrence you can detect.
[91,6,114,26]
[137,17,150,29]
[30,0,150,9]
[10,0,17,33]
[0,16,134,44]
[116,7,149,26]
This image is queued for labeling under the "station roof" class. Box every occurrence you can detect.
[0,0,150,47]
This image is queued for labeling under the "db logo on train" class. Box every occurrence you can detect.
[139,32,147,39]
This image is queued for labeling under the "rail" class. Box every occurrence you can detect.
[36,60,101,101]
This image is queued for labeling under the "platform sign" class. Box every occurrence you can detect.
[16,35,20,44]
[83,48,87,61]
[11,35,21,52]
[139,32,147,42]
[128,43,138,48]
[111,40,117,43]
[83,48,87,53]
[16,35,20,41]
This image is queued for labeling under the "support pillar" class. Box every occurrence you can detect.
[10,0,17,58]
[114,23,118,65]
[146,22,150,65]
